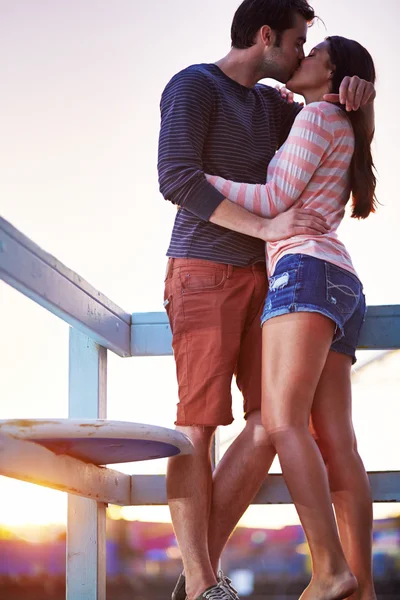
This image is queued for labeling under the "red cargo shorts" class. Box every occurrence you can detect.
[164,257,268,426]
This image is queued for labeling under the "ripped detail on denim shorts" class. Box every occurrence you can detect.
[264,298,272,311]
[269,271,289,292]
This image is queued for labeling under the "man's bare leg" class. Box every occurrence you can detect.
[167,425,217,600]
[168,414,275,596]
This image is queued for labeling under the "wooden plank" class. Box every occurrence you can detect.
[0,432,131,505]
[67,497,106,600]
[1,448,397,506]
[131,306,400,356]
[131,312,172,356]
[358,304,400,349]
[254,471,400,504]
[69,330,108,419]
[67,329,108,600]
[130,471,400,505]
[368,471,400,503]
[0,217,131,357]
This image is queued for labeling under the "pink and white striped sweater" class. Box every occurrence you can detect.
[206,101,358,277]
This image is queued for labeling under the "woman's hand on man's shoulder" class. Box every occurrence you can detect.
[323,76,375,111]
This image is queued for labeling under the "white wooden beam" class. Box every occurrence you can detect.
[130,471,400,505]
[0,217,131,357]
[0,432,131,504]
[131,307,400,356]
[67,329,108,600]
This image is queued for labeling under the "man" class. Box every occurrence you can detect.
[158,2,375,600]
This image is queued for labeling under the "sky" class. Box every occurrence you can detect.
[0,0,399,529]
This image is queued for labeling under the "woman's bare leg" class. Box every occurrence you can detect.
[208,410,276,572]
[261,313,357,600]
[312,351,376,600]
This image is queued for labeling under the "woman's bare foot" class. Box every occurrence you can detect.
[299,571,358,600]
[345,587,377,600]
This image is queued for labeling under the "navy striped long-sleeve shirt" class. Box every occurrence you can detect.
[158,63,301,266]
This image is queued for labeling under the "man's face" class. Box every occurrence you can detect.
[264,13,308,83]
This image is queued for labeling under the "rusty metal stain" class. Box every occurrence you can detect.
[0,419,60,428]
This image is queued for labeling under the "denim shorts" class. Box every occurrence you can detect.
[261,254,366,364]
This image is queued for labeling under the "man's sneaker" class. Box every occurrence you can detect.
[217,571,239,600]
[195,583,237,600]
[172,572,239,600]
[172,572,186,600]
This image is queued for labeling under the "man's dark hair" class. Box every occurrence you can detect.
[231,0,315,49]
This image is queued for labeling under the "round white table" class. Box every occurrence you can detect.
[0,418,193,465]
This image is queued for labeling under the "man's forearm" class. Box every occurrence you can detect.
[209,197,330,243]
[209,198,269,239]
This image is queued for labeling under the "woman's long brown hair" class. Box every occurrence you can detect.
[327,36,377,219]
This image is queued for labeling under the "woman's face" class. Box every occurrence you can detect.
[286,40,334,96]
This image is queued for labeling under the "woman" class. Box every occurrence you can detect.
[207,37,376,600]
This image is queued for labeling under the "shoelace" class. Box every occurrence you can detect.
[217,571,239,600]
[203,582,233,600]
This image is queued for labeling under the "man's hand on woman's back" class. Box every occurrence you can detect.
[261,204,329,242]
[210,199,328,242]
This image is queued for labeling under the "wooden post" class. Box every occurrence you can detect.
[67,328,107,600]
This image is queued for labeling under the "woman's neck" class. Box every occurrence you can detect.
[303,88,330,105]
